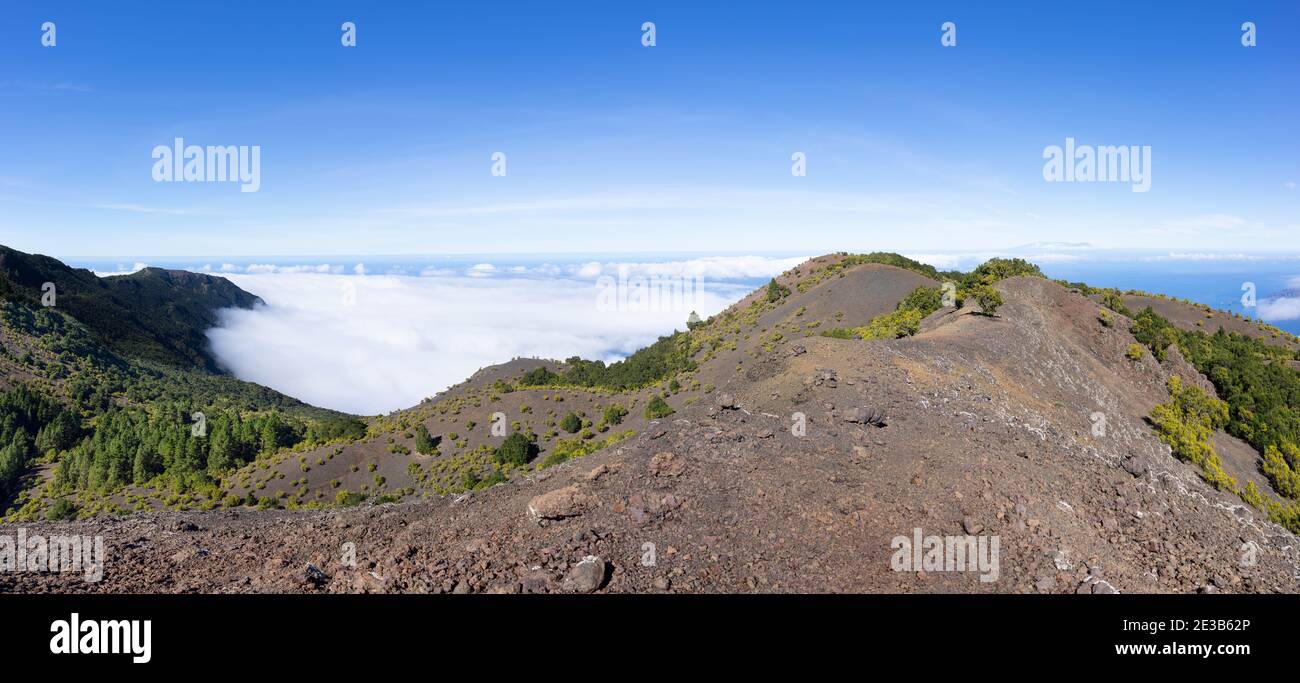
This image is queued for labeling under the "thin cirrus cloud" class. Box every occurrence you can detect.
[0,81,96,93]
[573,255,809,280]
[372,189,923,218]
[91,203,209,216]
[205,256,797,415]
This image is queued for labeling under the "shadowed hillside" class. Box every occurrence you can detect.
[0,245,262,371]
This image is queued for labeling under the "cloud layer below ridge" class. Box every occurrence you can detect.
[205,257,796,414]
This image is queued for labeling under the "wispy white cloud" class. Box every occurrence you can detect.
[1166,214,1248,231]
[371,189,927,218]
[202,255,805,282]
[0,81,96,93]
[92,203,206,216]
[572,256,809,280]
[1011,241,1095,251]
[1139,252,1277,262]
[242,263,346,274]
[1137,214,1300,241]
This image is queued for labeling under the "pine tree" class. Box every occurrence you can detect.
[206,421,234,472]
[414,424,438,455]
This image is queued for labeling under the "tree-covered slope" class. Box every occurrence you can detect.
[0,245,261,371]
[0,244,362,518]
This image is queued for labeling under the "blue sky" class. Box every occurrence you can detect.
[1,0,1297,258]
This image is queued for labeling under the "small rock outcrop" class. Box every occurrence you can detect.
[527,486,594,522]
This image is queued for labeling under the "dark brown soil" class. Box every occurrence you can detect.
[4,266,1296,594]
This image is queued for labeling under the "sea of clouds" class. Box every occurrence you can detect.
[1256,275,1300,322]
[116,249,1300,415]
[203,256,806,415]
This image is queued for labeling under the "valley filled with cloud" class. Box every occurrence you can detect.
[205,256,800,414]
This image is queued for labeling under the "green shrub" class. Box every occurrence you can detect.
[898,286,944,318]
[968,284,1003,316]
[820,308,923,341]
[1125,343,1145,361]
[559,412,582,433]
[645,396,674,419]
[558,332,698,391]
[1130,307,1179,361]
[476,470,507,490]
[335,490,366,506]
[46,497,78,521]
[819,327,858,340]
[494,432,536,466]
[1149,375,1235,491]
[970,257,1043,282]
[538,431,635,470]
[519,367,561,386]
[766,279,791,302]
[1261,442,1300,499]
[601,403,628,426]
[1100,290,1132,317]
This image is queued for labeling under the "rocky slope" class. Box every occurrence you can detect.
[4,260,1297,594]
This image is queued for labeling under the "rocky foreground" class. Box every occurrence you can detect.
[4,278,1297,593]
